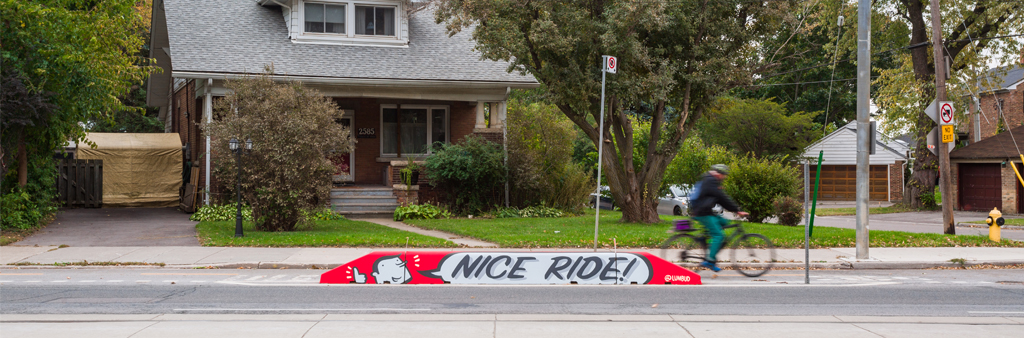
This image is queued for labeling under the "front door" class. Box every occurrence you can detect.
[331,112,355,183]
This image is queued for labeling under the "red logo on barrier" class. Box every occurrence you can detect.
[320,251,701,285]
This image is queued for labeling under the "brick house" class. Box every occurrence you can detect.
[801,121,908,202]
[146,0,538,215]
[949,64,1024,213]
[967,65,1024,143]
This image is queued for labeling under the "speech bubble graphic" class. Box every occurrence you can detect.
[320,251,700,285]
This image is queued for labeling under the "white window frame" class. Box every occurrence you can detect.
[302,1,347,35]
[379,104,450,157]
[295,0,407,47]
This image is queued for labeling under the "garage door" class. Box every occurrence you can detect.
[809,165,889,201]
[958,163,1001,211]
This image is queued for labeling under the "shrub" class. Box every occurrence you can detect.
[425,136,506,215]
[1,163,58,231]
[394,203,453,221]
[204,68,352,231]
[492,206,565,218]
[191,204,339,223]
[722,155,801,223]
[190,204,253,222]
[773,196,804,226]
[507,100,592,213]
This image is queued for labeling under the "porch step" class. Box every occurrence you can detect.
[332,202,400,213]
[330,187,394,197]
[331,195,398,204]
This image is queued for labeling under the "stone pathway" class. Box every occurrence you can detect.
[358,218,498,248]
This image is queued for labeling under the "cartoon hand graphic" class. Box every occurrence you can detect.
[352,267,367,284]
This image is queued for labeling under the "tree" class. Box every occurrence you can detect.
[740,2,909,128]
[698,97,819,159]
[435,0,797,223]
[204,71,352,231]
[1,0,154,228]
[872,0,1023,208]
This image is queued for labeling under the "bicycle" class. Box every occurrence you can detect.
[659,218,776,277]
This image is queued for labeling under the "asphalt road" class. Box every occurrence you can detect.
[2,269,1022,317]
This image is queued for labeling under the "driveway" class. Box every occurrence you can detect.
[809,210,1024,241]
[13,208,199,247]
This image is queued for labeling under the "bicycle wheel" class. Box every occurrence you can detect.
[729,233,776,277]
[659,234,706,264]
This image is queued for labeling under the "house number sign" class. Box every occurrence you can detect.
[357,128,375,139]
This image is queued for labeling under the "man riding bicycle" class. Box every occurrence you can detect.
[690,164,748,272]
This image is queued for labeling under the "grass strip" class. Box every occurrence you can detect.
[406,210,1023,249]
[197,218,457,247]
[812,205,915,216]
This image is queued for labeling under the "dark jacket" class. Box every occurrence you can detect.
[691,172,741,216]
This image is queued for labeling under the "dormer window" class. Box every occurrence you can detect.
[277,0,407,47]
[304,2,345,34]
[355,6,394,36]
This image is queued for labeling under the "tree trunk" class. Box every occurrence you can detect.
[17,133,28,187]
[904,0,938,208]
[904,111,939,208]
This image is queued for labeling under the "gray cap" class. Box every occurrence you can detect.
[710,164,729,175]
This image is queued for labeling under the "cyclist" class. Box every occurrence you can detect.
[690,164,748,272]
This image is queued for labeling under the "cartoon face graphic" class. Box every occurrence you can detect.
[371,255,411,284]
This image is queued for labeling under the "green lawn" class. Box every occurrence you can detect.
[196,218,457,247]
[812,205,913,216]
[967,218,1024,226]
[406,210,1024,249]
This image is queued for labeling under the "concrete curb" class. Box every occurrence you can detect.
[6,260,1021,270]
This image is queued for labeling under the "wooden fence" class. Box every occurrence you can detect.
[56,159,103,208]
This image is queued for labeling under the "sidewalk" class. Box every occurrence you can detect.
[1,314,1020,338]
[2,245,1021,270]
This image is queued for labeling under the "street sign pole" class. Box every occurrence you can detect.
[931,0,955,235]
[855,0,871,260]
[595,56,616,252]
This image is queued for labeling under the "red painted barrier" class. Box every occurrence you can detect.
[320,251,700,285]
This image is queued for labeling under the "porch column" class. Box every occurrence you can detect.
[204,78,212,206]
[475,101,487,128]
[490,101,506,129]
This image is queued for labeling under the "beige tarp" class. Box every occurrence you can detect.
[78,133,182,207]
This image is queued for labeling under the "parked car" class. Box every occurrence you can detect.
[658,185,691,215]
[589,186,615,210]
[657,184,723,216]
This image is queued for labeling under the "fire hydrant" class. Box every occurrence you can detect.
[985,207,1004,242]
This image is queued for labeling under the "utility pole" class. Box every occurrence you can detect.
[931,0,955,235]
[854,0,871,259]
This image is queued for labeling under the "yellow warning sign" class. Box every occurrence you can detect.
[942,125,955,143]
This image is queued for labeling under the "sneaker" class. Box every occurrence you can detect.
[700,261,722,272]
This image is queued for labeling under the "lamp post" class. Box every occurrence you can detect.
[229,138,252,238]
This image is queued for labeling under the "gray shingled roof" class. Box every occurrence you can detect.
[163,0,536,84]
[977,65,1024,93]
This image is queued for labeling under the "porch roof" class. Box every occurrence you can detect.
[161,0,537,87]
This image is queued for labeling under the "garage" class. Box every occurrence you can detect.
[957,163,1001,212]
[802,121,907,202]
[809,165,890,201]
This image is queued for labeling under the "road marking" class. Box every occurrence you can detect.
[191,280,206,283]
[0,280,11,283]
[80,280,96,283]
[141,273,238,276]
[136,280,150,283]
[52,280,67,283]
[174,308,432,312]
[26,281,40,283]
[925,281,941,284]
[968,311,1024,314]
[0,273,43,275]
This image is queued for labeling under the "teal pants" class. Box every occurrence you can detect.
[692,214,726,262]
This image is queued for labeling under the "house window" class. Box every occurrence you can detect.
[305,2,345,34]
[355,6,395,36]
[381,105,448,156]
